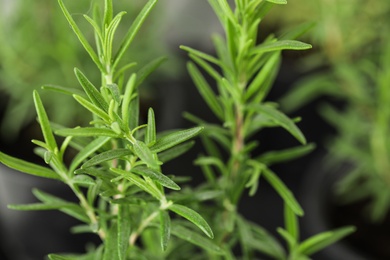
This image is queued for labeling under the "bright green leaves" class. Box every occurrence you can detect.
[245,52,281,101]
[103,11,127,66]
[0,0,220,258]
[170,225,223,254]
[33,91,57,152]
[113,0,158,70]
[132,166,180,191]
[168,204,214,239]
[56,127,120,138]
[297,226,356,256]
[9,189,89,223]
[133,140,160,169]
[111,166,181,201]
[251,40,312,55]
[81,149,132,169]
[58,0,104,72]
[278,203,355,259]
[0,152,59,180]
[74,68,108,112]
[247,104,307,144]
[73,95,110,122]
[122,73,137,132]
[263,168,304,216]
[266,0,287,4]
[118,205,131,260]
[159,210,171,251]
[112,168,164,200]
[180,1,316,257]
[187,63,224,120]
[59,0,159,75]
[145,108,156,145]
[151,127,204,153]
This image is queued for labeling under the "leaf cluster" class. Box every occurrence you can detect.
[1,0,217,258]
[279,0,390,222]
[179,0,353,258]
[0,0,356,259]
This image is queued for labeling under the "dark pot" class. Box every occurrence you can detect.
[299,156,390,260]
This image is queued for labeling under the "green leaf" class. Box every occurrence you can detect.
[103,0,113,26]
[33,91,57,151]
[104,11,126,63]
[111,168,163,200]
[158,141,195,163]
[82,149,131,169]
[151,127,204,153]
[251,40,312,56]
[122,74,137,131]
[257,143,315,166]
[136,56,167,87]
[263,168,304,216]
[277,227,296,250]
[170,225,223,254]
[168,204,213,238]
[159,210,171,251]
[236,214,253,257]
[194,156,227,176]
[105,84,121,104]
[128,94,140,132]
[0,151,60,180]
[56,127,120,138]
[8,202,78,211]
[73,95,110,122]
[103,223,119,260]
[113,0,158,69]
[133,140,159,169]
[145,108,156,145]
[284,203,299,245]
[73,174,95,186]
[188,53,223,84]
[187,62,224,120]
[118,205,131,260]
[74,68,108,111]
[69,137,111,173]
[32,189,89,223]
[83,14,103,44]
[249,104,306,144]
[298,226,356,256]
[57,0,104,72]
[248,220,286,259]
[180,45,221,66]
[246,52,280,101]
[48,254,77,260]
[41,85,85,97]
[266,0,287,4]
[131,166,180,191]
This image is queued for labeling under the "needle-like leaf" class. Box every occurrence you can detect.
[168,204,214,239]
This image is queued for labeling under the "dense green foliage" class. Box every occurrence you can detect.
[280,0,390,222]
[0,0,354,259]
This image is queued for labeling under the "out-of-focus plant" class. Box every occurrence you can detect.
[280,0,390,222]
[0,0,355,259]
[0,0,172,140]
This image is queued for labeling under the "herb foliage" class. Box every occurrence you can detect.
[0,0,354,259]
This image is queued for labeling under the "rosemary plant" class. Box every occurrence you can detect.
[180,0,354,259]
[1,0,214,258]
[0,0,170,139]
[280,0,390,222]
[0,0,355,259]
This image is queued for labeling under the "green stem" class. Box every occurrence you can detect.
[129,210,159,246]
